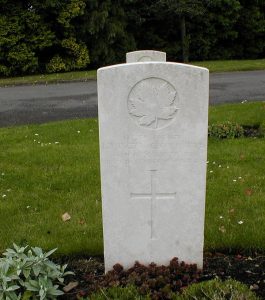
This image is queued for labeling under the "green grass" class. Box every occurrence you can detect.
[0,59,264,86]
[89,286,150,300]
[193,58,265,73]
[209,101,265,125]
[0,119,102,255]
[206,137,265,251]
[0,101,265,255]
[0,70,96,87]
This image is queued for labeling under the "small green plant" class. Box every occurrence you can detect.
[208,121,244,139]
[0,244,73,300]
[173,278,260,300]
[89,285,151,300]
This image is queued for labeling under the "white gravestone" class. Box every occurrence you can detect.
[97,62,209,272]
[126,50,166,63]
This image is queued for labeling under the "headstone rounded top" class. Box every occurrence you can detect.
[98,61,209,74]
[128,77,179,130]
[126,50,166,63]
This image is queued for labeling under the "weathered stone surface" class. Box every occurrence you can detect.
[97,62,209,272]
[126,50,166,63]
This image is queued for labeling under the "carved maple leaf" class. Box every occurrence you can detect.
[128,78,179,128]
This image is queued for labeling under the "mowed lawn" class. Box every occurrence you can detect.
[0,101,264,255]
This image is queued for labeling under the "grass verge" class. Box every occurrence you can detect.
[0,59,264,86]
[0,101,264,254]
[0,70,97,87]
[193,58,265,73]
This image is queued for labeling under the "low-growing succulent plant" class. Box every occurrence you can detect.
[81,258,201,299]
[0,244,73,300]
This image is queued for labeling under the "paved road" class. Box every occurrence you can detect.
[210,70,265,104]
[0,70,264,127]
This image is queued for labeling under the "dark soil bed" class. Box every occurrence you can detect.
[58,252,265,299]
[243,125,262,137]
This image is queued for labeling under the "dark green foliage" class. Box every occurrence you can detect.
[189,0,242,60]
[173,278,260,300]
[43,0,90,73]
[124,0,264,62]
[0,0,89,76]
[79,0,136,67]
[0,2,55,76]
[208,122,244,139]
[234,0,265,59]
[46,38,89,73]
[155,0,207,62]
[0,0,264,76]
[124,0,183,62]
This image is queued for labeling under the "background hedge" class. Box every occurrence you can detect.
[0,0,264,76]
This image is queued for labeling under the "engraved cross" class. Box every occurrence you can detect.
[130,170,176,240]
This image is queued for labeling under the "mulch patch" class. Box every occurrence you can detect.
[243,125,262,138]
[203,252,265,299]
[59,252,265,299]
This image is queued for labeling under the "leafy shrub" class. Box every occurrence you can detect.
[208,121,244,139]
[61,38,89,70]
[89,285,150,300]
[82,258,201,299]
[0,11,54,76]
[173,278,260,299]
[7,44,39,75]
[46,38,89,73]
[0,244,73,300]
[46,55,67,73]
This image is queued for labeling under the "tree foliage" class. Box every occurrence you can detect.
[0,1,55,75]
[79,0,135,66]
[0,0,264,76]
[157,0,207,62]
[0,0,89,76]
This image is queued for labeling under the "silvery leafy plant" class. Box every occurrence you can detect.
[0,244,73,299]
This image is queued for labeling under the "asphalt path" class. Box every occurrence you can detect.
[0,70,264,127]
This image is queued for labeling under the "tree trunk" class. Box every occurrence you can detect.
[180,15,189,63]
